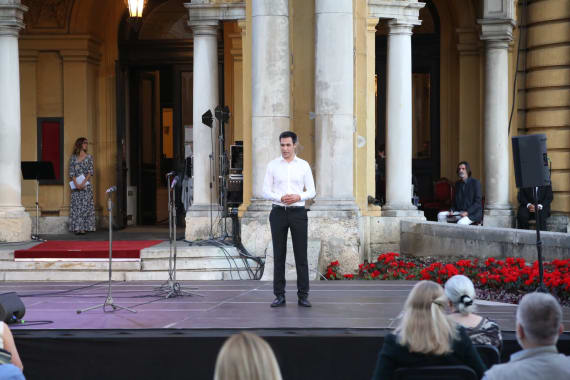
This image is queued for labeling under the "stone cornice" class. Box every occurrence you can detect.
[20,34,101,64]
[368,0,424,26]
[185,1,245,23]
[0,2,27,37]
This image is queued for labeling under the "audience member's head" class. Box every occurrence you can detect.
[445,275,477,315]
[396,280,456,355]
[213,332,282,380]
[516,292,564,348]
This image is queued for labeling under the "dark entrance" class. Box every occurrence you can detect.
[375,1,441,207]
[116,23,194,227]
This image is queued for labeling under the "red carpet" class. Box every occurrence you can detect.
[14,240,162,259]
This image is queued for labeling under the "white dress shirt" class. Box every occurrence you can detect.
[262,155,316,207]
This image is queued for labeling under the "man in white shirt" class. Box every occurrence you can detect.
[482,292,570,380]
[263,131,316,308]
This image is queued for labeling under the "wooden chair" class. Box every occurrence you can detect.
[393,365,478,380]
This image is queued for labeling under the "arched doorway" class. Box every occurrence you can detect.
[375,1,440,207]
[115,1,201,227]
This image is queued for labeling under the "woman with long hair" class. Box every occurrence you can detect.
[445,274,502,350]
[69,137,95,234]
[372,280,486,379]
[214,332,282,380]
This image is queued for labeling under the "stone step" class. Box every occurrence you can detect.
[141,256,254,271]
[1,268,257,282]
[141,245,244,259]
[0,260,141,271]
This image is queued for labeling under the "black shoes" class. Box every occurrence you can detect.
[270,296,286,308]
[271,296,312,307]
[298,297,312,307]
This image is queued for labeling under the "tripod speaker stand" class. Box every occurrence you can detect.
[156,173,202,298]
[21,161,55,241]
[77,186,136,314]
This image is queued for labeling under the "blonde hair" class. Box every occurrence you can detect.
[213,332,283,380]
[395,281,457,355]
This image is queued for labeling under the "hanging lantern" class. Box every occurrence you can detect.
[124,0,147,19]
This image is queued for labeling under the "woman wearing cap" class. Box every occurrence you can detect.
[445,274,502,350]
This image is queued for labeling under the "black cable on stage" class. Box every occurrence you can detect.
[17,281,107,298]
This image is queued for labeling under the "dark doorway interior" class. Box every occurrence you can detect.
[375,1,441,207]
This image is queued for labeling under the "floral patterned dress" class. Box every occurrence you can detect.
[69,154,96,232]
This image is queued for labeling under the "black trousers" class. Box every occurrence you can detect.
[269,206,309,298]
[517,206,547,230]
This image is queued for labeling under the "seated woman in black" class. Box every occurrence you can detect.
[371,280,486,380]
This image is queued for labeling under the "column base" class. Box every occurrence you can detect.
[185,204,223,241]
[0,208,32,242]
[381,204,424,217]
[484,208,515,228]
[310,198,360,218]
[240,200,272,259]
[308,210,361,274]
[369,214,426,254]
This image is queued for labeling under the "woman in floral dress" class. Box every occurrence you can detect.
[69,137,96,234]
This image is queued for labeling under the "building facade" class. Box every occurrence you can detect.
[1,0,569,271]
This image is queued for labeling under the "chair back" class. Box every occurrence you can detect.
[434,178,453,204]
[393,365,478,380]
[474,344,500,368]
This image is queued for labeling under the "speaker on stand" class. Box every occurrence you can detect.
[512,134,551,292]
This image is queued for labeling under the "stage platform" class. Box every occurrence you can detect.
[4,280,570,380]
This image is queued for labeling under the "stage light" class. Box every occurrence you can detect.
[215,105,230,123]
[202,109,214,128]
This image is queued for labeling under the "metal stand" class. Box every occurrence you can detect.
[32,180,45,241]
[156,174,202,298]
[533,187,547,293]
[77,191,136,314]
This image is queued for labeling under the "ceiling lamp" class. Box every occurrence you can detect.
[124,0,147,21]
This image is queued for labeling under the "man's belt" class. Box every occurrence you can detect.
[272,204,305,210]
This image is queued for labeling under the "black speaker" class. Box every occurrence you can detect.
[512,134,550,189]
[0,292,25,324]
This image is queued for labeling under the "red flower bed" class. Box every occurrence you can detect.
[324,253,570,304]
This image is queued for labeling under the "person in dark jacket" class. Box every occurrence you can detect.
[437,161,482,225]
[371,281,486,380]
[517,185,553,230]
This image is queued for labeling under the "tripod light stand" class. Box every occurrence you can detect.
[77,186,136,314]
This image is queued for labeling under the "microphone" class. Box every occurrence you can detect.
[106,186,117,194]
[170,176,179,189]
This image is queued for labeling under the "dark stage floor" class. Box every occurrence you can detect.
[5,280,528,331]
[5,281,570,380]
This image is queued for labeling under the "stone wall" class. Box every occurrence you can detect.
[400,221,570,262]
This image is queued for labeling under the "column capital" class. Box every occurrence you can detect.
[367,17,379,32]
[188,19,219,36]
[456,28,480,55]
[478,18,515,44]
[368,0,424,26]
[0,1,27,37]
[386,20,415,36]
[185,1,245,22]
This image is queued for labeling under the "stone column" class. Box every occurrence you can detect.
[312,0,357,215]
[247,0,290,212]
[479,15,515,227]
[186,20,221,239]
[241,0,290,254]
[382,20,422,217]
[0,0,31,242]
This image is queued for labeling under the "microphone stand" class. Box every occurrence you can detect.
[156,173,202,298]
[533,186,547,293]
[77,187,136,314]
